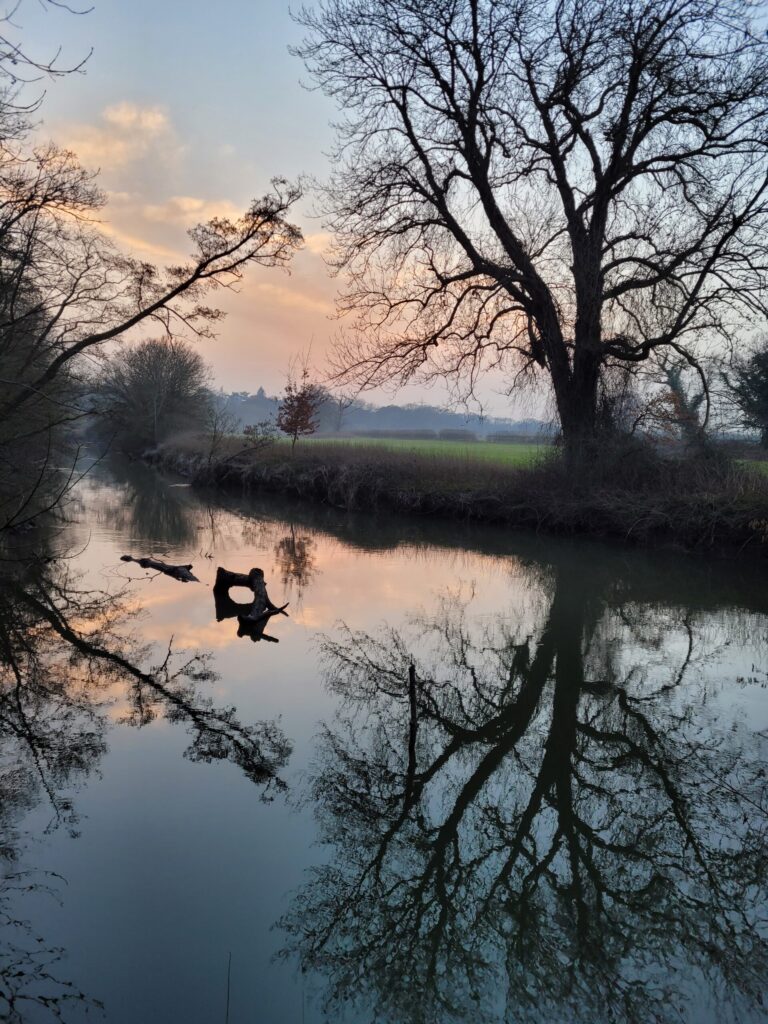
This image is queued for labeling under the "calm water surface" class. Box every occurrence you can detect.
[3,457,768,1023]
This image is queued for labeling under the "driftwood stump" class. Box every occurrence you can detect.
[120,555,199,583]
[213,567,289,643]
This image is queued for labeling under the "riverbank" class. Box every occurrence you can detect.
[147,438,768,555]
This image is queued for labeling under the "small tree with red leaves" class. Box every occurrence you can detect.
[276,362,323,452]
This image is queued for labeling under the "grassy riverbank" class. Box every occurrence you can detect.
[147,435,768,554]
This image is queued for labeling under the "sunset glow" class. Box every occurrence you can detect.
[7,0,538,415]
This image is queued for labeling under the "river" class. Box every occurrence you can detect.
[2,456,768,1023]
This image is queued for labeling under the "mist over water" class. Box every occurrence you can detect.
[2,457,767,1023]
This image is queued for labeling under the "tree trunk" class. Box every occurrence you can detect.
[554,352,601,463]
[555,248,604,460]
[213,566,288,643]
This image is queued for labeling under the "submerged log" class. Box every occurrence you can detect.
[120,555,199,583]
[213,566,289,643]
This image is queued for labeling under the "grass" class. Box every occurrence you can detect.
[283,436,547,468]
[264,438,550,493]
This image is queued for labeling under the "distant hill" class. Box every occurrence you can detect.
[223,389,553,439]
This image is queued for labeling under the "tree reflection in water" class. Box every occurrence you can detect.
[278,575,768,1024]
[0,554,292,1021]
[86,457,199,550]
[274,525,317,603]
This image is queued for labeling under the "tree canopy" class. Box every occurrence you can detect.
[276,362,324,449]
[297,0,768,449]
[97,337,212,451]
[727,343,768,446]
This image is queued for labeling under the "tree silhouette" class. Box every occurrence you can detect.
[96,337,212,452]
[726,344,768,448]
[297,0,768,452]
[0,1,303,532]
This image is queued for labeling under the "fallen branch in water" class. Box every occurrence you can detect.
[120,555,199,583]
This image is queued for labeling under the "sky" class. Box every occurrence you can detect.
[16,0,537,418]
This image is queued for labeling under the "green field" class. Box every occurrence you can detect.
[269,436,768,477]
[292,436,550,467]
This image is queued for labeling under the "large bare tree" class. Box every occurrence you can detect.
[296,0,768,452]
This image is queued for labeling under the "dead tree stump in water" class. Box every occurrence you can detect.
[120,555,199,583]
[213,567,289,643]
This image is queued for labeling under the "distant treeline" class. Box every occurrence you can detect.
[224,388,552,438]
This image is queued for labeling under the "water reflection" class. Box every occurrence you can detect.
[0,553,292,1020]
[84,458,768,623]
[279,574,768,1024]
[8,459,768,1023]
[91,457,198,549]
[274,525,318,602]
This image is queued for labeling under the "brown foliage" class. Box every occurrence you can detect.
[276,363,324,451]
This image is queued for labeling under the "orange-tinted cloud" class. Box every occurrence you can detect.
[43,102,523,408]
[141,195,242,226]
[44,100,339,391]
[58,102,182,173]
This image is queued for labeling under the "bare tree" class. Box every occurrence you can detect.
[296,0,768,456]
[330,389,356,433]
[0,0,92,135]
[0,1,303,529]
[203,391,240,465]
[0,162,302,421]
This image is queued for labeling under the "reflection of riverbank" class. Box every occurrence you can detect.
[83,455,768,623]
